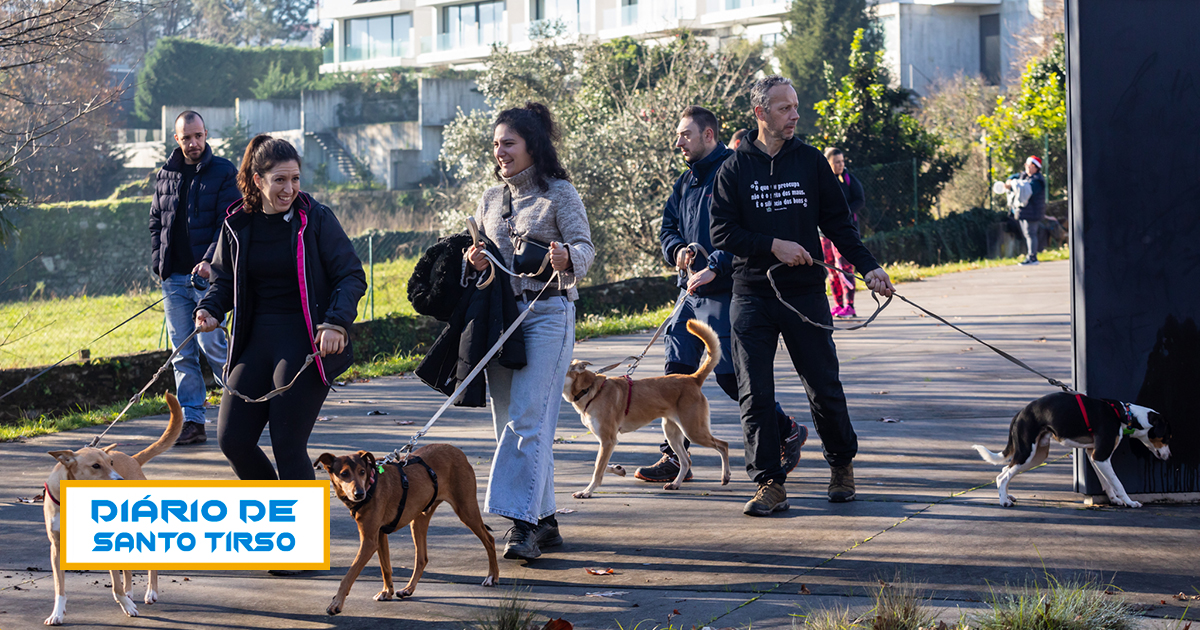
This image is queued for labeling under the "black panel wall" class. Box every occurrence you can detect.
[1067,1,1200,495]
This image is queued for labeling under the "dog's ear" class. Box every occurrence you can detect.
[314,453,337,471]
[357,451,376,468]
[48,450,76,467]
[101,444,119,453]
[568,360,592,374]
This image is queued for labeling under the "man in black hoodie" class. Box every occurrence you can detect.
[710,76,895,516]
[633,106,806,485]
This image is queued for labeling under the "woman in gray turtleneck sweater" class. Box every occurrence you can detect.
[466,102,594,561]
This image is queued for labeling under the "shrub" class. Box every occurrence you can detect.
[863,208,1008,266]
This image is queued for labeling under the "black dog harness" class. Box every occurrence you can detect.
[343,456,440,535]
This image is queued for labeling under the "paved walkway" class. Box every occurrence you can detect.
[2,261,1197,629]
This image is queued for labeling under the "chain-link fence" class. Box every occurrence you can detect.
[853,159,921,236]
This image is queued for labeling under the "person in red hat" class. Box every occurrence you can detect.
[1003,155,1047,265]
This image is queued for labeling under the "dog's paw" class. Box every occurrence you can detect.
[397,587,415,599]
[999,495,1016,507]
[1114,497,1142,508]
[374,588,394,601]
[144,589,158,605]
[327,598,344,616]
[572,489,593,499]
[116,595,139,617]
[482,575,497,587]
[722,473,730,486]
[43,614,64,626]
[663,481,681,491]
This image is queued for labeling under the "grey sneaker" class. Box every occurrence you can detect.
[781,421,807,474]
[743,480,788,516]
[175,422,207,445]
[828,463,856,503]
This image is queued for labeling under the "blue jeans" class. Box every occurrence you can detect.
[162,274,227,425]
[484,296,575,524]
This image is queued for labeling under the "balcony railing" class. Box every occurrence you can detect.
[420,22,505,54]
[510,8,596,44]
[602,0,694,31]
[343,40,413,62]
[705,0,786,12]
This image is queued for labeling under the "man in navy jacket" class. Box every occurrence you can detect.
[710,76,895,515]
[635,106,806,485]
[149,111,240,445]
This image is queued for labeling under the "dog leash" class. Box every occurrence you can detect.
[383,266,565,465]
[593,243,709,377]
[769,258,1074,394]
[86,325,321,448]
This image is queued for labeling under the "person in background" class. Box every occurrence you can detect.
[195,135,366,482]
[633,106,805,486]
[731,128,750,149]
[1004,155,1046,265]
[822,148,866,318]
[465,102,595,561]
[710,76,895,516]
[149,110,238,446]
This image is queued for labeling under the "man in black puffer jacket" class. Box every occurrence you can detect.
[149,111,240,446]
[710,76,895,516]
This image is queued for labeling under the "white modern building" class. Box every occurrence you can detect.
[318,0,1050,94]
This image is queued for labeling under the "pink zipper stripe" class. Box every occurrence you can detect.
[294,199,329,385]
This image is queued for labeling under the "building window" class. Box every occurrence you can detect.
[980,13,1000,85]
[345,13,413,61]
[441,0,505,48]
[760,32,783,49]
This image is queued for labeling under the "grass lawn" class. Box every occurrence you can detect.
[0,246,1068,441]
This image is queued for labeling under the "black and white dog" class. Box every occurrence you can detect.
[973,392,1171,508]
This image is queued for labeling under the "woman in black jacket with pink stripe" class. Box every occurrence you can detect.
[195,135,366,480]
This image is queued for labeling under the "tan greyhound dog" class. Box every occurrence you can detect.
[42,393,183,626]
[315,443,499,616]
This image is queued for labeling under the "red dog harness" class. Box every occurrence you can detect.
[44,482,60,505]
[580,376,633,416]
[1074,394,1092,433]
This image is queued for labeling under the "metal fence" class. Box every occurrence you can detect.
[854,159,921,236]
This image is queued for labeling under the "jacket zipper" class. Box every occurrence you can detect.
[293,199,328,385]
[225,221,241,385]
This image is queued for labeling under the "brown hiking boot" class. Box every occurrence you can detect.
[828,463,856,503]
[743,480,788,516]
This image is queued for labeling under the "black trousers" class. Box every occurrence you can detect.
[217,312,331,481]
[731,292,857,484]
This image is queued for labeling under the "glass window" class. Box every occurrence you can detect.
[344,13,412,61]
[980,14,1000,85]
[441,0,504,46]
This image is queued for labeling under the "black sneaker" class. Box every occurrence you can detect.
[633,454,693,483]
[503,520,541,560]
[535,515,563,548]
[175,422,207,445]
[781,421,808,474]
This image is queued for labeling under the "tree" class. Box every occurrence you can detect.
[774,0,879,136]
[978,33,1066,200]
[189,0,315,46]
[919,73,999,214]
[1,0,130,207]
[438,31,766,281]
[813,29,962,232]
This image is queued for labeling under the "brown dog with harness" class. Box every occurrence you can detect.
[315,443,499,615]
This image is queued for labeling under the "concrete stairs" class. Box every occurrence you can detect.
[305,131,363,184]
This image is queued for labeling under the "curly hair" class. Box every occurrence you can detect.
[492,102,569,191]
[237,134,302,212]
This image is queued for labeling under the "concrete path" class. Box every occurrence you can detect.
[2,260,1197,629]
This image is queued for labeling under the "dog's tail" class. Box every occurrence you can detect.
[132,392,184,465]
[972,444,1009,465]
[686,319,721,383]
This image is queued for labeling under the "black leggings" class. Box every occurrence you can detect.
[217,312,330,480]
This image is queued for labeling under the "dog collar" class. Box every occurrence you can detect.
[582,380,607,412]
[1115,402,1137,436]
[44,482,60,506]
[573,384,593,403]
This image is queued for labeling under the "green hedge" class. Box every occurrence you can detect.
[134,38,321,125]
[863,207,1008,266]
